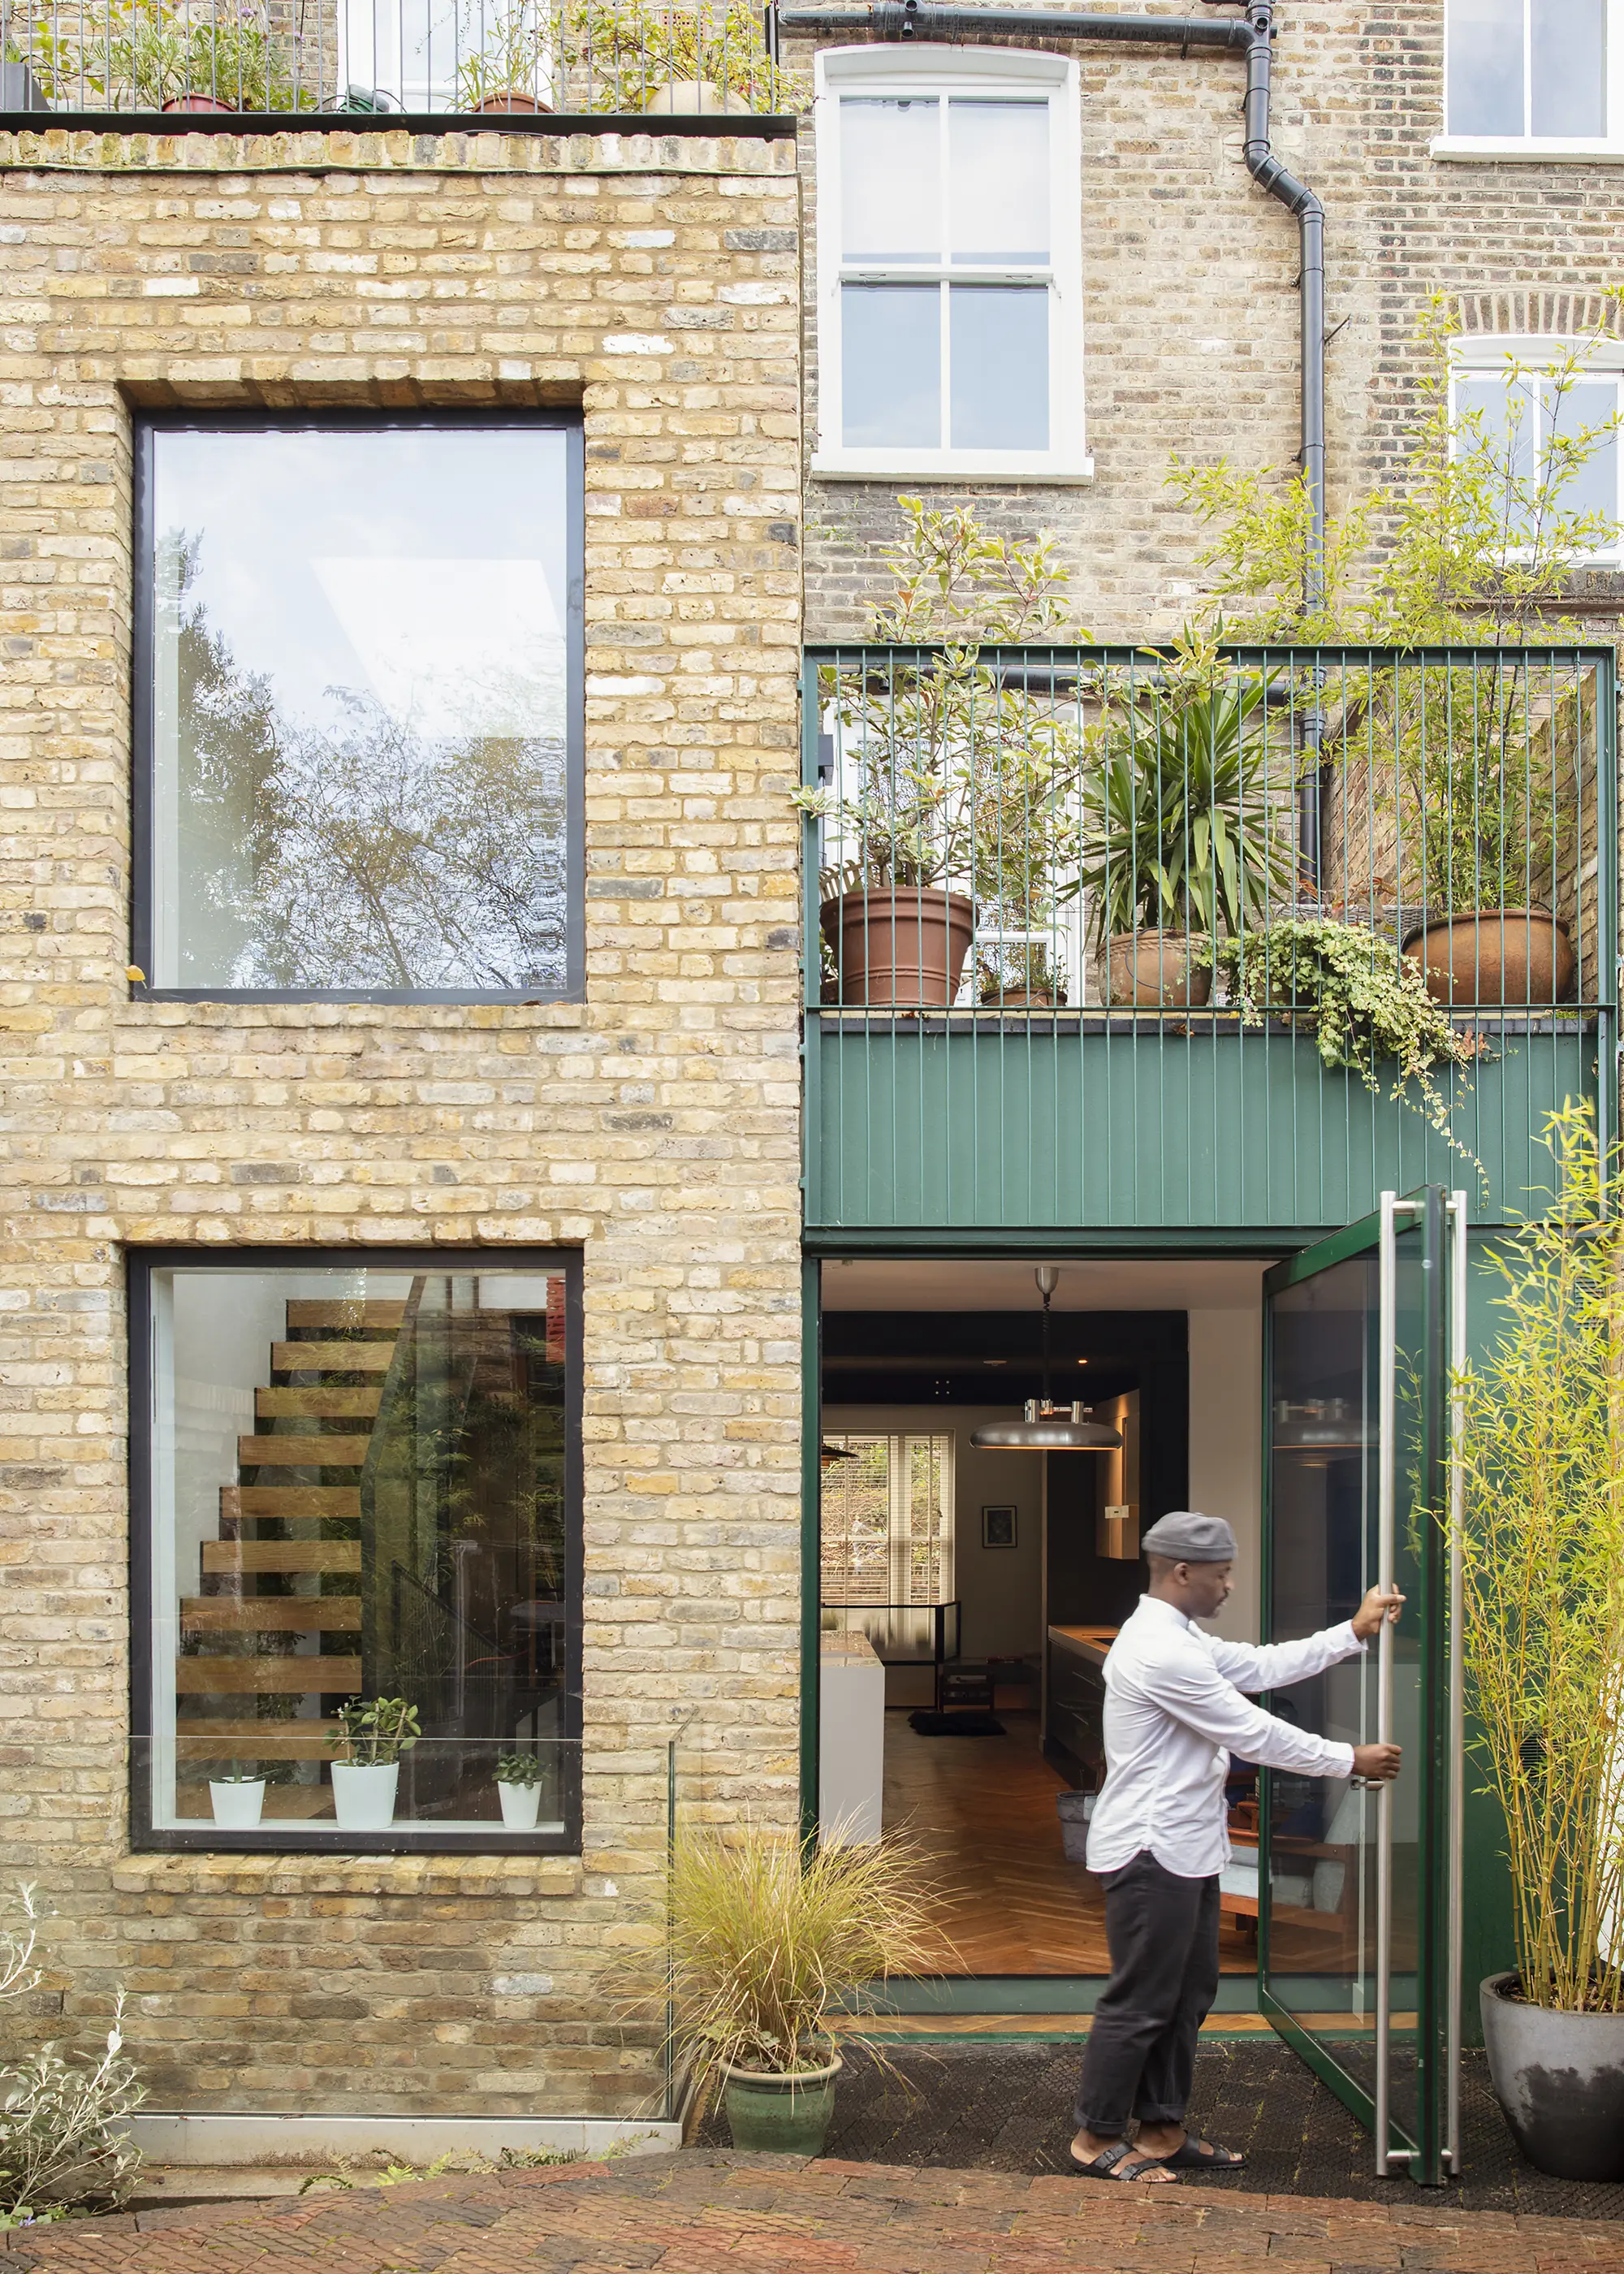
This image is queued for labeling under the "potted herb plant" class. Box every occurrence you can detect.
[1395,676,1579,1008]
[100,0,308,111]
[456,2,551,113]
[1075,627,1296,1009]
[327,1697,419,1831]
[1453,1104,1624,2180]
[208,1762,266,1827]
[494,1749,546,1829]
[794,499,1086,1009]
[616,1825,944,2156]
[564,0,796,115]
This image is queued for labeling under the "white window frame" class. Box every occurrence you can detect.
[811,45,1089,483]
[1449,333,1624,566]
[1434,0,1624,160]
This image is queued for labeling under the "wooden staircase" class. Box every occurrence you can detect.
[175,1299,405,1815]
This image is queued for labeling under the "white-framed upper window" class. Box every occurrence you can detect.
[1449,335,1624,562]
[812,46,1087,482]
[1439,0,1623,154]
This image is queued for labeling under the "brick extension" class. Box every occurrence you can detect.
[3,2153,1622,2273]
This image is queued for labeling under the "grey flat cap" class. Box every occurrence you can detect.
[1140,1511,1237,1564]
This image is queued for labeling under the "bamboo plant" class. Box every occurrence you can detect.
[1452,1101,1624,2012]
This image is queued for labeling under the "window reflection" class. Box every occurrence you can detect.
[145,424,574,994]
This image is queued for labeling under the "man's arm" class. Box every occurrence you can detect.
[1148,1645,1356,1779]
[1206,1584,1404,1697]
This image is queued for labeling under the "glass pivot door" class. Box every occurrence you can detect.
[1259,1188,1465,2183]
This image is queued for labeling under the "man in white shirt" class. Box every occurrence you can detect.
[1070,1509,1402,2184]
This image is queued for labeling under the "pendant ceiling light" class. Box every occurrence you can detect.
[970,1268,1123,1453]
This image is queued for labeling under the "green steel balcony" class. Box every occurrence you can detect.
[799,643,1618,1237]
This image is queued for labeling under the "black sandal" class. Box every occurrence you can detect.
[1156,2136,1246,2171]
[1068,2142,1180,2183]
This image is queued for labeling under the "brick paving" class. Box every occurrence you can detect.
[6,2151,1624,2274]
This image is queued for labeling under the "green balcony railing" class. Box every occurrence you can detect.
[799,642,1618,1234]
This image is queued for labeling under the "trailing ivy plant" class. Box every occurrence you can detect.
[1214,916,1482,1170]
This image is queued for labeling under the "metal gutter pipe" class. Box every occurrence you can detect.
[774,0,1330,861]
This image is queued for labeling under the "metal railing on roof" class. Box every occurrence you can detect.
[799,642,1620,1231]
[0,0,801,119]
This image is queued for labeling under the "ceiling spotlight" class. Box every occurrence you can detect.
[970,1269,1121,1454]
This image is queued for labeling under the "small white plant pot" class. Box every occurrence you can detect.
[209,1779,266,1828]
[496,1779,542,1830]
[330,1762,400,1831]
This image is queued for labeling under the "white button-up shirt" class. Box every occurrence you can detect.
[1085,1593,1364,1880]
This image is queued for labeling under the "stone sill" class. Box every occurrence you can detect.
[112,1852,585,1900]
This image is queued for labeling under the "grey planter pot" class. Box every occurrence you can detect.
[1480,1971,1624,2180]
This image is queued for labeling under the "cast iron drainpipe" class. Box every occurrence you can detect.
[773,0,1330,870]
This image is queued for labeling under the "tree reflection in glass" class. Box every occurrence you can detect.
[146,424,572,992]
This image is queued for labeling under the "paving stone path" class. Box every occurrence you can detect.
[6,2150,1624,2273]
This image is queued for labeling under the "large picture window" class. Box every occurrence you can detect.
[819,1431,954,1659]
[812,48,1086,482]
[134,417,583,1000]
[132,1252,581,1851]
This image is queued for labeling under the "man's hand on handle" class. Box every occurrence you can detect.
[1351,1742,1402,1783]
[1350,1583,1405,1641]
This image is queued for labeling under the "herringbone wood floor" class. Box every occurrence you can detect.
[882,1709,1256,1977]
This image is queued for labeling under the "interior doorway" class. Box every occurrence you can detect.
[815,1254,1274,1981]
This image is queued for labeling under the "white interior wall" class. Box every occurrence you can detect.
[822,1405,1044,1661]
[822,1257,1270,1646]
[1186,1303,1264,1644]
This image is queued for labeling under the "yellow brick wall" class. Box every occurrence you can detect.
[0,124,803,2115]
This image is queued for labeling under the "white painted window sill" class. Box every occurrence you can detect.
[1432,135,1624,162]
[810,455,1095,485]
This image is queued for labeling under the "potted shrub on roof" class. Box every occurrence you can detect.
[102,0,309,111]
[564,0,797,115]
[616,1822,946,2156]
[793,499,1086,1009]
[1169,310,1613,1013]
[1453,1103,1624,2180]
[1074,625,1298,1008]
[456,2,551,114]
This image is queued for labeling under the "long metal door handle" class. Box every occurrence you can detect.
[1375,1193,1397,2178]
[1445,1192,1467,2177]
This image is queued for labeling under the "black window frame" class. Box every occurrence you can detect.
[128,1243,585,1856]
[131,409,586,1005]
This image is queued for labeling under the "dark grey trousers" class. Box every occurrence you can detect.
[1073,1848,1221,2133]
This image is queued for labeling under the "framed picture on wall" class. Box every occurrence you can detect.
[981,1505,1017,1550]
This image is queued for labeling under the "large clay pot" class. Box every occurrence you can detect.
[719,2049,842,2155]
[642,79,752,115]
[1107,930,1212,1009]
[1481,1972,1624,2179]
[475,91,550,113]
[1401,910,1577,1008]
[822,888,974,1009]
[162,93,238,111]
[982,987,1056,1010]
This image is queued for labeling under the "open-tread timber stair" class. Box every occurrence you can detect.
[174,1297,406,1813]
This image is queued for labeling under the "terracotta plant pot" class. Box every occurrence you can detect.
[719,2050,842,2155]
[1481,1972,1624,2180]
[1401,910,1576,1008]
[162,93,238,111]
[475,91,550,113]
[1107,931,1212,1009]
[981,988,1055,1010]
[822,888,974,1009]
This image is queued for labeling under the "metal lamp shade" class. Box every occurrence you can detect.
[970,1416,1122,1452]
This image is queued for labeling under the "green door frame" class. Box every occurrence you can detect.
[800,1224,1309,2013]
